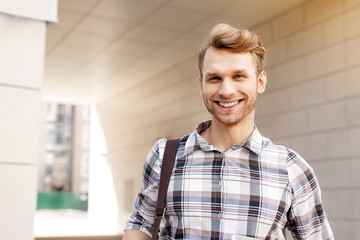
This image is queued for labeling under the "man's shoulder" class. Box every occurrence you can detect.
[152,134,191,157]
[260,136,307,168]
[266,139,312,178]
[260,136,289,158]
[260,137,313,185]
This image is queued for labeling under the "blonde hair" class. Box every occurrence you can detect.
[198,23,266,77]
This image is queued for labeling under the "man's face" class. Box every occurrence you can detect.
[199,47,267,127]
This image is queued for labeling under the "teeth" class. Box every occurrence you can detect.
[219,101,239,108]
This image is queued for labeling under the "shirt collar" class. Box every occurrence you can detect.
[240,126,263,156]
[184,120,263,156]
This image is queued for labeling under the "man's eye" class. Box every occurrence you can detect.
[209,77,220,81]
[235,74,245,79]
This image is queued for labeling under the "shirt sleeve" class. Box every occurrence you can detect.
[124,138,167,238]
[286,149,334,240]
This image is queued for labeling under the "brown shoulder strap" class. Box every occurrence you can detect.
[152,138,180,240]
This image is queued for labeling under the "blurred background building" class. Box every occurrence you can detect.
[0,0,359,239]
[37,103,90,211]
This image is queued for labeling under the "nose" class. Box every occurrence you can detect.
[218,79,236,98]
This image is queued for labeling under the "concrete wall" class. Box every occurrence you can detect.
[98,56,210,226]
[98,0,360,238]
[254,0,360,238]
[0,13,46,240]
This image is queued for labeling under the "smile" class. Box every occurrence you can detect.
[218,100,240,108]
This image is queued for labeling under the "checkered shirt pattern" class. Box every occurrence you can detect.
[124,120,334,240]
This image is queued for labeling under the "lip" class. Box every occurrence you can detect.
[216,99,243,111]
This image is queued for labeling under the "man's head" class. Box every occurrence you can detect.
[198,23,266,78]
[198,24,267,127]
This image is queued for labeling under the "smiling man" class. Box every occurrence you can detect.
[198,46,266,153]
[123,24,334,240]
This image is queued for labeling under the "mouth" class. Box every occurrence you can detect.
[216,100,242,109]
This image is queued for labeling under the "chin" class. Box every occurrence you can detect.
[214,116,244,126]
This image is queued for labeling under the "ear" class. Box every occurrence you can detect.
[198,75,204,96]
[257,71,267,94]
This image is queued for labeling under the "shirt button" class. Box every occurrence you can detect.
[218,213,222,219]
[219,181,223,187]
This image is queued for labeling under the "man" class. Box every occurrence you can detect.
[123,24,334,240]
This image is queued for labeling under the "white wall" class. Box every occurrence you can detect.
[98,0,360,238]
[0,0,57,22]
[0,12,46,240]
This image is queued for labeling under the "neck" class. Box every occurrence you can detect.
[201,112,255,152]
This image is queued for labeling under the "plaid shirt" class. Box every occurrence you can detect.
[125,120,334,240]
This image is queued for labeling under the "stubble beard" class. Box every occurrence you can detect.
[203,96,257,126]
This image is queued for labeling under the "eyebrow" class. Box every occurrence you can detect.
[233,70,247,75]
[204,72,218,77]
[205,69,248,77]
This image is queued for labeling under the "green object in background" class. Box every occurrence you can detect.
[37,192,88,211]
